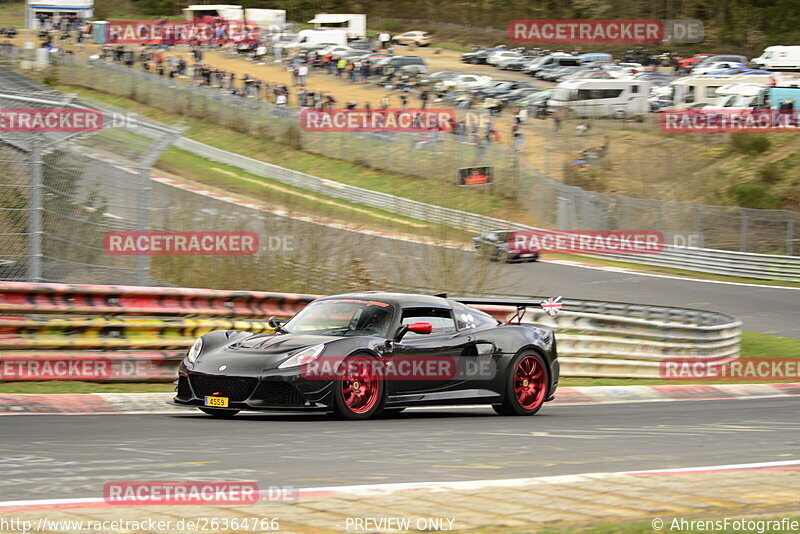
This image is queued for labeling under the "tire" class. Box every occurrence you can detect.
[331,353,386,420]
[493,351,548,416]
[199,407,240,418]
[614,109,626,120]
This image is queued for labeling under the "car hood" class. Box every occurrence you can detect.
[224,333,335,355]
[190,333,342,374]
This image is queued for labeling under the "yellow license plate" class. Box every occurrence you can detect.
[204,396,229,408]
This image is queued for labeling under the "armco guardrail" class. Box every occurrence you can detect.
[167,140,800,282]
[0,282,741,380]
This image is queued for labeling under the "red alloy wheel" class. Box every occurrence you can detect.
[513,355,546,410]
[341,356,380,414]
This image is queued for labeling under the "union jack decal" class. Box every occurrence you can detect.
[540,296,563,317]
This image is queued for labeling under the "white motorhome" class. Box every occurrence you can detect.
[308,13,366,39]
[244,9,286,31]
[706,83,767,109]
[183,4,244,21]
[25,0,94,29]
[752,46,800,71]
[670,73,781,109]
[548,79,651,118]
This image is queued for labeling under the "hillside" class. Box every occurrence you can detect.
[116,0,800,56]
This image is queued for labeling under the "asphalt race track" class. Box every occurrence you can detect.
[498,260,800,338]
[2,397,799,503]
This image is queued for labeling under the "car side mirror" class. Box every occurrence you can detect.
[394,322,433,341]
[268,316,286,329]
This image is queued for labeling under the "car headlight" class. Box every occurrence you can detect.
[187,337,203,363]
[278,344,325,369]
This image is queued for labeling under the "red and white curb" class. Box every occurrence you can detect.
[1,458,799,512]
[1,383,798,416]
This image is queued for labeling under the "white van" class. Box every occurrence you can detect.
[278,29,348,51]
[525,54,580,75]
[548,79,651,118]
[751,46,800,71]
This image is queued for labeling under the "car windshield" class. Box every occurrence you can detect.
[283,299,394,337]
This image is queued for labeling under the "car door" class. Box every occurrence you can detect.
[387,306,475,394]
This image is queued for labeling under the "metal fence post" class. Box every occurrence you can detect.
[786,211,795,256]
[27,134,43,282]
[694,203,703,248]
[136,165,150,285]
[739,208,749,253]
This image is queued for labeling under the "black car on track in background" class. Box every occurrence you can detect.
[174,292,559,420]
[473,230,541,262]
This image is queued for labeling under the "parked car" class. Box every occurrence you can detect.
[393,31,432,46]
[439,74,493,91]
[476,81,538,98]
[487,50,524,66]
[496,55,537,70]
[693,55,748,71]
[473,230,540,262]
[497,87,540,103]
[418,70,461,86]
[692,61,747,75]
[518,89,553,109]
[462,47,507,64]
[318,45,357,56]
[526,54,581,76]
[374,55,428,74]
[543,66,583,82]
[677,53,716,70]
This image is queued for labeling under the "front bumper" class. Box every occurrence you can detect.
[174,369,335,412]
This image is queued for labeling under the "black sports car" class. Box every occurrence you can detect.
[174,292,559,420]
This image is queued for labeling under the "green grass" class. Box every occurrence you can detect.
[0,3,24,27]
[560,331,800,387]
[740,331,800,358]
[158,147,462,239]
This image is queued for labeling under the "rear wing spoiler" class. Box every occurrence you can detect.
[453,296,563,323]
